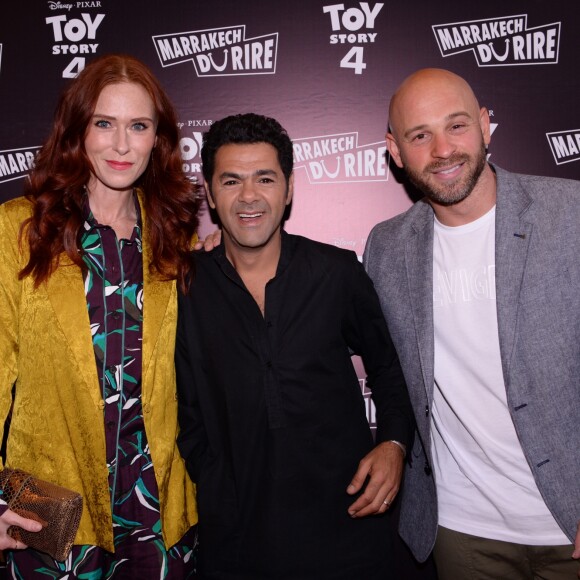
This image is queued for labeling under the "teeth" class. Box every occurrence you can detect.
[438,164,460,174]
[239,213,263,218]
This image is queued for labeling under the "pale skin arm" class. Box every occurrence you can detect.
[0,508,43,550]
[346,440,405,517]
[192,229,222,251]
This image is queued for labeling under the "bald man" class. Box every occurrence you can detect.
[364,68,580,579]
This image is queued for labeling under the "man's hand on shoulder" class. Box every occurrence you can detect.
[193,229,222,252]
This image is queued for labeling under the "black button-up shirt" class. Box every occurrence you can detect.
[176,231,413,579]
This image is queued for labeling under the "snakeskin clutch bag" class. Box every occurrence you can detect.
[0,468,83,561]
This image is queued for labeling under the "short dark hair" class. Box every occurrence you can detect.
[201,113,294,185]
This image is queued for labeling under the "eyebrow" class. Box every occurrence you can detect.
[91,113,156,123]
[403,111,473,139]
[218,168,278,180]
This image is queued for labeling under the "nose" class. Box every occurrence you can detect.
[113,129,129,155]
[430,132,455,159]
[238,179,258,203]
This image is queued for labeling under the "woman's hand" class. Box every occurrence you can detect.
[0,508,43,550]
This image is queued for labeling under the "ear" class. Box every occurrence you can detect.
[386,132,404,168]
[286,173,294,206]
[204,181,216,209]
[479,107,491,147]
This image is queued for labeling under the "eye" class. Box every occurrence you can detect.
[94,119,111,128]
[258,177,274,184]
[448,120,470,134]
[132,122,149,131]
[410,132,430,144]
[449,125,468,136]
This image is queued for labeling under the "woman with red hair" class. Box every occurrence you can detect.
[0,54,199,577]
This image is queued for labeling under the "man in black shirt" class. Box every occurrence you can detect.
[176,113,413,579]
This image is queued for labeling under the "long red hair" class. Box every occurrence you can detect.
[20,53,199,291]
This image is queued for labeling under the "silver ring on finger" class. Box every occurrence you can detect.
[382,499,390,507]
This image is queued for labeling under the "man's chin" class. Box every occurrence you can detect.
[426,189,472,206]
[409,176,469,206]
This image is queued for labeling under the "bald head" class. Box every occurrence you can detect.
[385,68,494,221]
[388,68,481,140]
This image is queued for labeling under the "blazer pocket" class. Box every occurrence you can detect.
[519,267,570,306]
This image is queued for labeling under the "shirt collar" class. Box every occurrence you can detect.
[212,229,295,282]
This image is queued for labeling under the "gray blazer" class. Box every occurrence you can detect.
[364,165,580,562]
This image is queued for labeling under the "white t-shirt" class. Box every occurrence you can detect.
[432,206,568,545]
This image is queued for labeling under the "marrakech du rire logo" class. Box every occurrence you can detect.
[293,132,388,184]
[152,25,278,77]
[0,147,40,185]
[433,14,560,66]
[546,130,580,165]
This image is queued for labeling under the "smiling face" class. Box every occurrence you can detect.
[387,69,490,207]
[205,142,293,260]
[84,82,158,196]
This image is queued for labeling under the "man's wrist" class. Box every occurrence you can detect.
[386,439,406,458]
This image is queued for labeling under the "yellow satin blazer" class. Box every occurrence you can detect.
[0,195,197,551]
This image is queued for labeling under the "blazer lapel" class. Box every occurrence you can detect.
[405,202,436,404]
[138,195,175,407]
[494,168,534,383]
[46,256,101,404]
[141,254,174,406]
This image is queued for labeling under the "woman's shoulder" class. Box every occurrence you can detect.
[0,196,32,263]
[0,195,33,224]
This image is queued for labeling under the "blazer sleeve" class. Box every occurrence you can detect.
[0,202,24,470]
[342,254,415,448]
